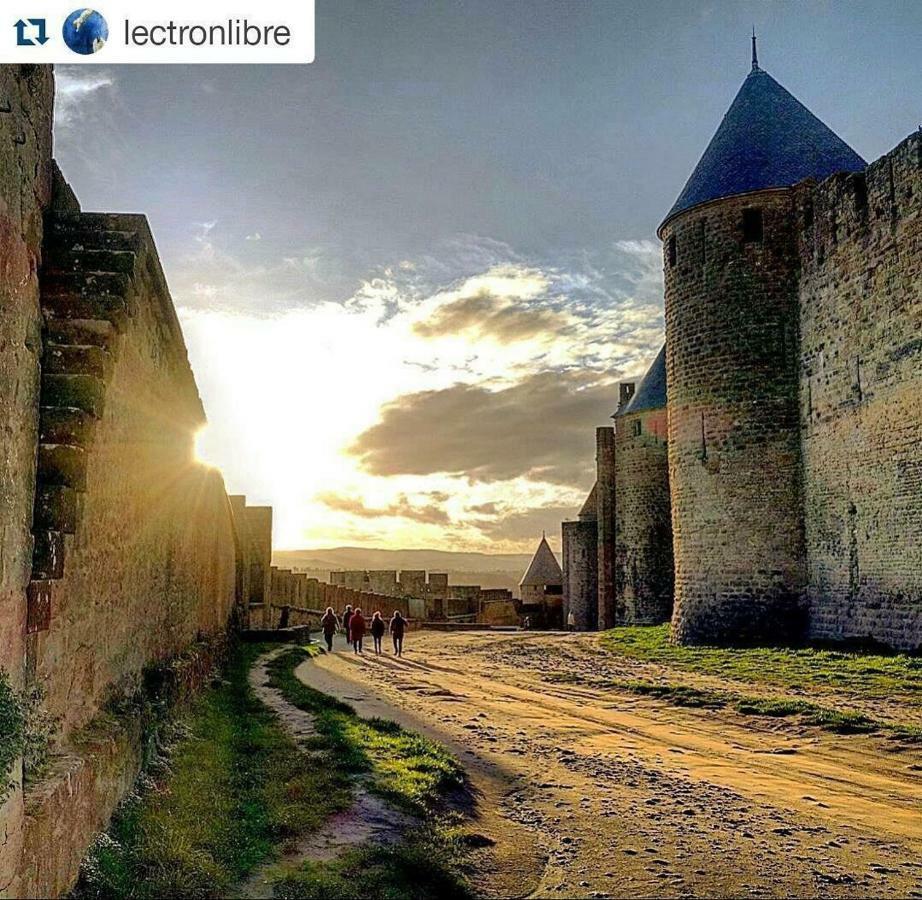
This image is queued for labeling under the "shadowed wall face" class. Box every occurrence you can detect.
[614,407,673,625]
[562,519,598,630]
[31,216,238,736]
[663,191,806,644]
[0,63,54,899]
[596,427,617,629]
[798,136,922,651]
[0,68,54,686]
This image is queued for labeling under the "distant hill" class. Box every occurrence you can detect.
[271,547,535,594]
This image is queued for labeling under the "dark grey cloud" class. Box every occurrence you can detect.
[474,504,575,545]
[318,492,451,525]
[350,370,618,487]
[414,290,569,342]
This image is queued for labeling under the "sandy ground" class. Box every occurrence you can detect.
[296,630,922,899]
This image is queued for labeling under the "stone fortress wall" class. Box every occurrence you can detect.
[565,128,922,652]
[563,370,674,634]
[795,134,922,648]
[267,567,514,627]
[0,64,55,899]
[0,67,275,897]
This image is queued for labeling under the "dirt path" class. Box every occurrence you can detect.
[232,649,414,899]
[297,631,922,899]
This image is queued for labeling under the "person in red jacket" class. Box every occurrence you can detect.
[349,608,366,654]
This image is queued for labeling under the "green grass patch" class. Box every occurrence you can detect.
[75,644,351,899]
[545,670,918,737]
[599,625,922,704]
[265,648,463,815]
[271,838,472,899]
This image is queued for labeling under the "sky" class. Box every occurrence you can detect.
[53,0,922,552]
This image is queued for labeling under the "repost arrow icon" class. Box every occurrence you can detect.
[14,19,33,46]
[30,19,49,45]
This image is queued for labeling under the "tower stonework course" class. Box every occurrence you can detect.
[662,190,807,643]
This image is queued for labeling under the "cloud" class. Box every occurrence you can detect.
[467,502,499,516]
[179,237,665,550]
[413,289,570,343]
[349,369,619,488]
[318,492,451,525]
[54,68,116,129]
[474,504,576,544]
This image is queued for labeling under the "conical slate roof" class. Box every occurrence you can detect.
[578,483,598,522]
[520,536,563,587]
[661,63,865,230]
[618,345,667,416]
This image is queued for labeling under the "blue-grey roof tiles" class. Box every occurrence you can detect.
[662,66,866,230]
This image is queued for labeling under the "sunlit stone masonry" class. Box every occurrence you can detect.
[564,45,922,651]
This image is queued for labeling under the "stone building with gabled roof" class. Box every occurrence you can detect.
[519,534,564,628]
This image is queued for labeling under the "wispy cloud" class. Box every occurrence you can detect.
[54,68,117,129]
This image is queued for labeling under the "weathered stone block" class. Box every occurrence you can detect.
[37,442,87,490]
[40,373,106,418]
[43,344,113,380]
[39,406,97,447]
[33,484,78,533]
[32,530,65,580]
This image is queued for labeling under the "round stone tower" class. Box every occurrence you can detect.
[660,43,865,644]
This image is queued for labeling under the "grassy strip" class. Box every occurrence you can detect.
[546,671,921,738]
[75,644,350,898]
[264,647,463,815]
[599,625,922,704]
[263,647,472,899]
[271,841,471,900]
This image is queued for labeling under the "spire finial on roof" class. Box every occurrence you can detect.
[751,27,759,71]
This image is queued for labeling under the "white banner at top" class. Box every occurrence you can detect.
[1,1,315,63]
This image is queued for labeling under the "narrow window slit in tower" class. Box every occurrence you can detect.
[852,173,868,212]
[803,200,814,229]
[668,234,677,267]
[699,411,707,461]
[742,207,763,243]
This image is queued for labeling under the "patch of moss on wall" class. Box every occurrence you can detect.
[0,669,25,799]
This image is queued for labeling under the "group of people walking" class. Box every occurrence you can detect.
[319,605,408,657]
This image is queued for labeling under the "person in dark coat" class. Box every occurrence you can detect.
[320,607,338,652]
[341,604,354,643]
[370,611,386,655]
[350,608,366,654]
[389,610,407,657]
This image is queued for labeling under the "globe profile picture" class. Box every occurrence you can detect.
[62,9,109,55]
